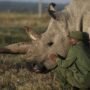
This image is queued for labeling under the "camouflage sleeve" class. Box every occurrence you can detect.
[57,47,77,68]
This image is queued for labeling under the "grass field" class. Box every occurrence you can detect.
[0,13,61,90]
[0,12,50,46]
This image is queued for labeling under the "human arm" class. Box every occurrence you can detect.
[57,47,77,68]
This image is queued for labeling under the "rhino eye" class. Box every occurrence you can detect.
[47,41,54,46]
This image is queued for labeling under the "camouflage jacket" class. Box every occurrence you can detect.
[44,41,90,88]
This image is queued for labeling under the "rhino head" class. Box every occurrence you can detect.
[25,0,90,66]
[25,13,70,63]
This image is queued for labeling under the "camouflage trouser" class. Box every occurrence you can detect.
[54,67,73,90]
[54,67,89,90]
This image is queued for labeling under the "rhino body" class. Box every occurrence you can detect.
[1,0,90,64]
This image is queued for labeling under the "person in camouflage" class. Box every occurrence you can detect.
[34,31,90,90]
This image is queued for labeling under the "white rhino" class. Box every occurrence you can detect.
[0,0,90,65]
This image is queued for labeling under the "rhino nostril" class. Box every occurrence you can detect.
[47,42,54,46]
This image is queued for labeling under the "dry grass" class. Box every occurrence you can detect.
[0,12,61,90]
[0,12,50,31]
[0,54,60,90]
[0,12,50,46]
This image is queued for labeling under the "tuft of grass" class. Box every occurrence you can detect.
[0,27,31,47]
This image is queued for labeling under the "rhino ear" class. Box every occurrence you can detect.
[48,2,57,20]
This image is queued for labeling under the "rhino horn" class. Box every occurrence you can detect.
[24,26,40,41]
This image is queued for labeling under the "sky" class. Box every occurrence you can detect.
[0,0,71,4]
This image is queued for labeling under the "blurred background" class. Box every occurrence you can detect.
[0,0,70,46]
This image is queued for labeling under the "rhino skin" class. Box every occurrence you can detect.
[0,0,90,64]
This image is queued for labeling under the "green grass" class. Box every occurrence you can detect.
[0,26,47,47]
[0,27,31,47]
[0,12,50,46]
